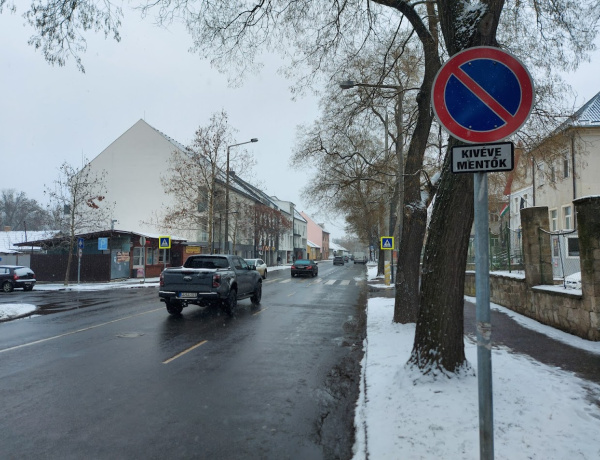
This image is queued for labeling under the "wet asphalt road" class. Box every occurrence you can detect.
[0,261,367,459]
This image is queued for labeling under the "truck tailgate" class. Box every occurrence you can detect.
[162,269,216,292]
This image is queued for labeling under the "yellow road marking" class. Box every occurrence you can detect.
[253,307,268,315]
[163,340,207,364]
[0,307,163,354]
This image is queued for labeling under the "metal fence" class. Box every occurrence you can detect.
[467,224,524,272]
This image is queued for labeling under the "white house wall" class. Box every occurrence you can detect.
[88,119,187,237]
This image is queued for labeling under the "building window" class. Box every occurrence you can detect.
[133,247,144,266]
[563,151,570,178]
[550,162,556,183]
[563,205,572,230]
[513,197,519,215]
[537,162,545,186]
[567,237,579,257]
[550,209,558,232]
[147,248,156,265]
[159,249,171,264]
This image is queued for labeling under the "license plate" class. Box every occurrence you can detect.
[178,292,197,299]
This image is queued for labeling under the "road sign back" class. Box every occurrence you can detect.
[432,47,534,144]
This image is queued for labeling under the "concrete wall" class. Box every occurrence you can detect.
[466,196,600,341]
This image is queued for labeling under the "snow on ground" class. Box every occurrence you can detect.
[353,264,600,459]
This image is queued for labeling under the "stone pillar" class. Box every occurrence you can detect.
[520,206,553,287]
[573,196,600,340]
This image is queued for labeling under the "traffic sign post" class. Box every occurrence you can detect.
[432,47,534,460]
[380,237,394,250]
[159,236,171,270]
[77,238,84,284]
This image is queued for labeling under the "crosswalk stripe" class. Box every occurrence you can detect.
[325,280,336,285]
[340,280,350,286]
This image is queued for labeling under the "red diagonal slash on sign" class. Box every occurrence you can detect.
[452,66,515,124]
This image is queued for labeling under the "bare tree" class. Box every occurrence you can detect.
[45,159,114,285]
[159,110,255,251]
[0,189,50,231]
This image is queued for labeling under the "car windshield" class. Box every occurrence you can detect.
[184,257,229,269]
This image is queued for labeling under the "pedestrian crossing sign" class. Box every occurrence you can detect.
[380,237,394,250]
[159,236,171,249]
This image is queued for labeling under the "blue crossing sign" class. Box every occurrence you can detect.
[432,47,534,144]
[159,236,171,249]
[380,237,394,250]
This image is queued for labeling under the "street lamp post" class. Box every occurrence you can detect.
[225,138,258,254]
[340,80,405,282]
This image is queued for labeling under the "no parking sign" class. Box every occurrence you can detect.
[432,47,534,144]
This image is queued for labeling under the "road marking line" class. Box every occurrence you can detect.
[325,280,337,285]
[340,280,350,286]
[287,291,296,297]
[163,340,207,364]
[0,308,163,354]
[253,307,268,315]
[280,279,291,283]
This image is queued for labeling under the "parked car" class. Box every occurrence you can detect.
[0,265,36,292]
[245,258,267,279]
[291,259,318,277]
[333,256,345,265]
[564,272,582,290]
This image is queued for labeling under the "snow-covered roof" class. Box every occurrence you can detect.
[307,239,320,249]
[0,231,59,252]
[329,242,347,251]
[571,91,600,126]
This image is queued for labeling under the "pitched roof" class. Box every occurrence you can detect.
[565,91,600,128]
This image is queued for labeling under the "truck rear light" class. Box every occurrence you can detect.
[159,272,164,287]
[212,274,221,288]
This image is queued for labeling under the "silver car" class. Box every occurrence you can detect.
[245,258,268,279]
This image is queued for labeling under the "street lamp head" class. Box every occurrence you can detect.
[339,80,356,90]
[251,138,258,143]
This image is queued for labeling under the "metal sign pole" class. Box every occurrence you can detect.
[474,171,494,459]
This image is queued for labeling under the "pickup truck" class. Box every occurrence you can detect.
[158,254,262,316]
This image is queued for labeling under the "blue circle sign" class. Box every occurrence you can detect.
[432,47,534,144]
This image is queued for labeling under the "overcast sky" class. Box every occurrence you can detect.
[1,7,599,241]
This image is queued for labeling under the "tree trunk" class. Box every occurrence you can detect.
[405,0,503,373]
[409,142,474,373]
[393,18,440,323]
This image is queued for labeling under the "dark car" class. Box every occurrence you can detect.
[0,265,36,292]
[291,259,318,277]
[333,256,344,265]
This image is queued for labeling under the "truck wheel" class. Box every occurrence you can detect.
[165,299,183,315]
[251,282,262,307]
[222,289,237,316]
